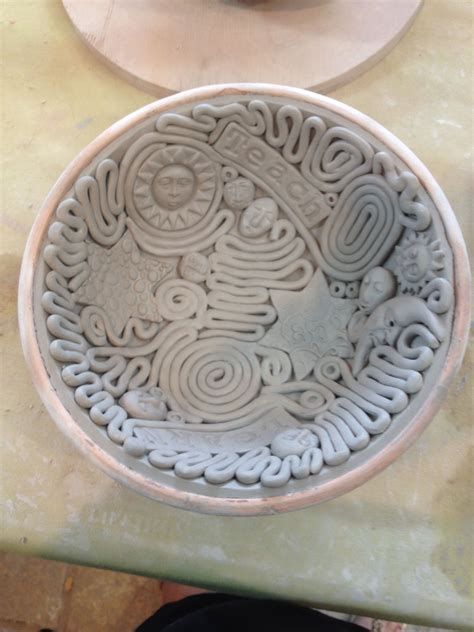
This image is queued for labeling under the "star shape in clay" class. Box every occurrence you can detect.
[74,231,174,333]
[260,270,356,380]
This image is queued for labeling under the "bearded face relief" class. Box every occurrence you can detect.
[179,252,209,283]
[119,388,168,420]
[271,428,318,458]
[152,164,196,210]
[42,95,456,492]
[239,197,278,238]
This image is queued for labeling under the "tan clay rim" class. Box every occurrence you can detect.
[18,84,471,516]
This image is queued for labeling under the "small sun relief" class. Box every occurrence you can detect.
[395,230,445,294]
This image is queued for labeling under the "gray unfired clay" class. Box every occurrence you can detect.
[41,95,454,490]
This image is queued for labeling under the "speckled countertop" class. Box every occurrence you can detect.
[1,0,472,628]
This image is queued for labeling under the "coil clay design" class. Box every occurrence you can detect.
[41,96,454,490]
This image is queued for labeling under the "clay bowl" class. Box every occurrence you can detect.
[19,84,470,516]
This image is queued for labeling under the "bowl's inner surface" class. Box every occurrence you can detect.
[39,93,454,499]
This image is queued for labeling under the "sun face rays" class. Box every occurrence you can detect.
[395,230,445,294]
[133,145,217,231]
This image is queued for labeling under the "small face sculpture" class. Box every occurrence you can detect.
[152,164,195,210]
[223,177,255,210]
[399,244,430,283]
[240,197,278,238]
[271,428,318,459]
[179,252,209,283]
[358,267,396,314]
[119,387,168,420]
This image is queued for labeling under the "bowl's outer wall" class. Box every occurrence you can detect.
[18,84,471,515]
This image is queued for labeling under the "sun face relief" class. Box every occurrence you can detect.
[152,164,196,210]
[394,231,445,293]
[400,244,428,282]
[130,145,218,232]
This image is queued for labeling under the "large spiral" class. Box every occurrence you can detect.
[159,338,261,423]
[320,174,402,280]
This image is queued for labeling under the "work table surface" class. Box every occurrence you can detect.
[1,0,472,628]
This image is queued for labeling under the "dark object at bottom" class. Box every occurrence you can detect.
[136,593,366,632]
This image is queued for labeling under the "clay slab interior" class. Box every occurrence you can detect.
[20,85,469,515]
